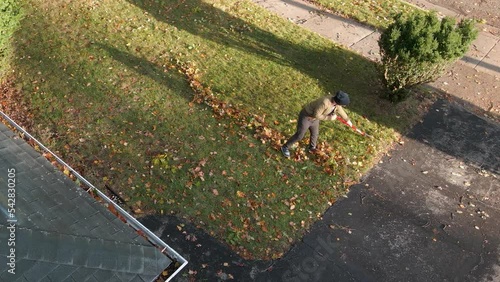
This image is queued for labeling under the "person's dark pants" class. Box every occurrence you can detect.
[284,109,319,149]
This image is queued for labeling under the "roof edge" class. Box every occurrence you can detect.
[0,111,188,282]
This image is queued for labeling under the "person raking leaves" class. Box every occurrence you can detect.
[281,91,352,158]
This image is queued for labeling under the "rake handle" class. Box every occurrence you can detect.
[336,116,373,138]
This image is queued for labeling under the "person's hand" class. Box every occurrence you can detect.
[347,120,353,127]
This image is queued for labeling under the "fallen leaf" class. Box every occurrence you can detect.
[185,234,197,242]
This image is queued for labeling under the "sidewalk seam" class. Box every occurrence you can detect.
[480,38,500,67]
[349,30,378,49]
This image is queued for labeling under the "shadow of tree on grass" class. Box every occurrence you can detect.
[126,0,386,125]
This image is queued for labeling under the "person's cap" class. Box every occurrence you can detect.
[334,91,350,105]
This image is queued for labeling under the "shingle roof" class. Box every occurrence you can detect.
[0,122,172,281]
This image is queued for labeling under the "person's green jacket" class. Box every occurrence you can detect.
[303,95,350,121]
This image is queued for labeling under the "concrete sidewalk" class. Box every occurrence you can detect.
[252,0,500,116]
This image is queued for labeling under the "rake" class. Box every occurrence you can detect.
[336,116,373,139]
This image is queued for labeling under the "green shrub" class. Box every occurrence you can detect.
[0,0,23,76]
[378,11,477,101]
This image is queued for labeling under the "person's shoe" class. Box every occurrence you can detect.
[281,146,290,158]
[307,145,317,153]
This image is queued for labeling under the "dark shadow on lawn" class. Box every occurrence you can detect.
[95,43,194,101]
[126,0,500,174]
[10,16,193,181]
[126,0,383,122]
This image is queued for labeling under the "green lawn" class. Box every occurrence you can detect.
[309,0,419,29]
[3,0,430,259]
[0,0,23,77]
